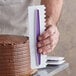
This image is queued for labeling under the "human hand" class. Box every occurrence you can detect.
[37,25,59,54]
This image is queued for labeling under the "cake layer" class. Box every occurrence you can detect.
[0,35,28,44]
[0,35,31,76]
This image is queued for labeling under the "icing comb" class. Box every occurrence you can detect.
[28,5,47,69]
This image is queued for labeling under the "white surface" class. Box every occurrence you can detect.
[47,60,65,65]
[34,63,69,76]
[47,56,64,61]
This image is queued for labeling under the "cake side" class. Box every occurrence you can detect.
[0,35,31,76]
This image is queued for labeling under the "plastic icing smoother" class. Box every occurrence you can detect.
[28,5,47,69]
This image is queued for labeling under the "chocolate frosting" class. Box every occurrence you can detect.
[0,35,31,76]
[0,35,28,45]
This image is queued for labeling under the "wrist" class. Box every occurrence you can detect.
[46,16,56,28]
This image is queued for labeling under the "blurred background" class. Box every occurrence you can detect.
[48,0,76,76]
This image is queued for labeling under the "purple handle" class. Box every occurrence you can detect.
[35,9,41,65]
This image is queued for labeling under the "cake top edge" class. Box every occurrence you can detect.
[0,35,29,45]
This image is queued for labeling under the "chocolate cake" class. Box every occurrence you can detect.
[0,35,31,76]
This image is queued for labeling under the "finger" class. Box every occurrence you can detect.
[38,48,43,53]
[38,43,51,54]
[37,42,42,48]
[41,44,53,54]
[39,41,56,54]
[42,36,58,54]
[43,44,53,53]
[37,37,53,48]
[38,31,50,40]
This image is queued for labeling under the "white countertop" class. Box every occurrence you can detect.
[33,63,69,76]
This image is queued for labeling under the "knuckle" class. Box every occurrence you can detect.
[38,42,42,47]
[38,36,42,40]
[43,38,50,45]
[39,48,43,52]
